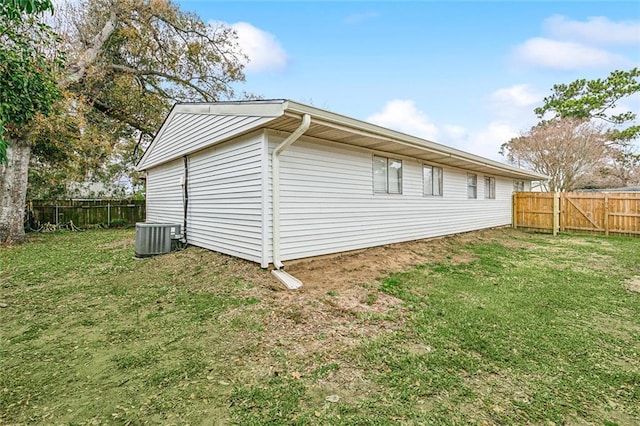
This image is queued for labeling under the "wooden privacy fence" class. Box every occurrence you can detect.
[27,199,146,228]
[513,192,640,237]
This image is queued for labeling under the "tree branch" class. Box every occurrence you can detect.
[64,10,117,87]
[90,97,156,136]
[109,63,216,101]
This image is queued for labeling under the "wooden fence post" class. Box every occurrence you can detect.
[553,192,560,236]
[604,193,609,236]
[512,193,518,229]
[559,192,565,233]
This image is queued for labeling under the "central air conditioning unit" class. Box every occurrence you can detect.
[134,223,182,258]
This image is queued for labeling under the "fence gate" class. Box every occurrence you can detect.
[513,192,640,237]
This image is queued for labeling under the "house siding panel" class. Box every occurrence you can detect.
[186,133,264,263]
[145,158,184,225]
[140,113,274,169]
[269,135,514,262]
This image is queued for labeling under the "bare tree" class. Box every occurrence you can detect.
[500,118,610,192]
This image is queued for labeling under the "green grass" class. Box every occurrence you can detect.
[1,230,263,424]
[1,229,639,425]
[368,238,640,424]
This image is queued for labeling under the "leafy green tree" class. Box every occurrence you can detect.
[518,68,640,189]
[0,0,246,242]
[0,0,61,163]
[0,0,63,242]
[34,0,246,199]
[1,0,53,18]
[535,68,640,146]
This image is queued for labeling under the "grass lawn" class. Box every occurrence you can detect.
[1,228,639,425]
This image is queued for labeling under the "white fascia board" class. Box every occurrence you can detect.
[175,100,287,117]
[136,101,287,171]
[136,104,180,171]
[283,100,547,181]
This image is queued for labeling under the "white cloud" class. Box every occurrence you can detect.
[230,22,287,73]
[490,84,543,124]
[491,84,542,109]
[461,122,520,160]
[368,89,543,161]
[367,99,439,140]
[367,100,519,161]
[543,15,640,46]
[513,37,629,70]
[464,86,542,159]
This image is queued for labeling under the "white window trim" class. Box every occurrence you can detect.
[373,154,403,195]
[423,164,443,197]
[484,176,496,199]
[467,173,477,199]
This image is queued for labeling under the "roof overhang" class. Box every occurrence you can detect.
[137,99,547,181]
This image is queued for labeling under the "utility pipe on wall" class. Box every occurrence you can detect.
[182,155,189,244]
[272,113,311,269]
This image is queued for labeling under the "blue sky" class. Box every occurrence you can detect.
[180,1,640,161]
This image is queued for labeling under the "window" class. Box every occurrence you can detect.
[484,176,496,199]
[467,173,477,199]
[513,180,525,192]
[373,155,402,194]
[423,165,443,196]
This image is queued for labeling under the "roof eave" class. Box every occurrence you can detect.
[283,100,547,181]
[138,99,547,181]
[136,101,288,171]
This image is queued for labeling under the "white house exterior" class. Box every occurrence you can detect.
[137,100,543,269]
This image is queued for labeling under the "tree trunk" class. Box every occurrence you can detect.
[0,139,31,243]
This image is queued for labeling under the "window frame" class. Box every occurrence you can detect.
[513,180,525,192]
[484,176,496,199]
[423,164,443,197]
[467,173,477,199]
[373,154,403,195]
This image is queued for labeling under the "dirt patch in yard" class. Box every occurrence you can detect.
[245,227,531,366]
[99,238,135,249]
[624,276,640,293]
[284,227,522,292]
[135,228,537,386]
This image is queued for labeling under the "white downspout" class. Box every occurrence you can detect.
[272,113,311,269]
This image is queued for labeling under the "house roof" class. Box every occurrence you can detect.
[137,99,547,180]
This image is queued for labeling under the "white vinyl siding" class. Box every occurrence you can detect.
[185,133,264,264]
[270,135,515,262]
[145,158,184,225]
[142,103,540,268]
[139,112,275,170]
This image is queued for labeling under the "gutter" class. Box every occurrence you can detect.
[272,113,311,270]
[282,102,548,181]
